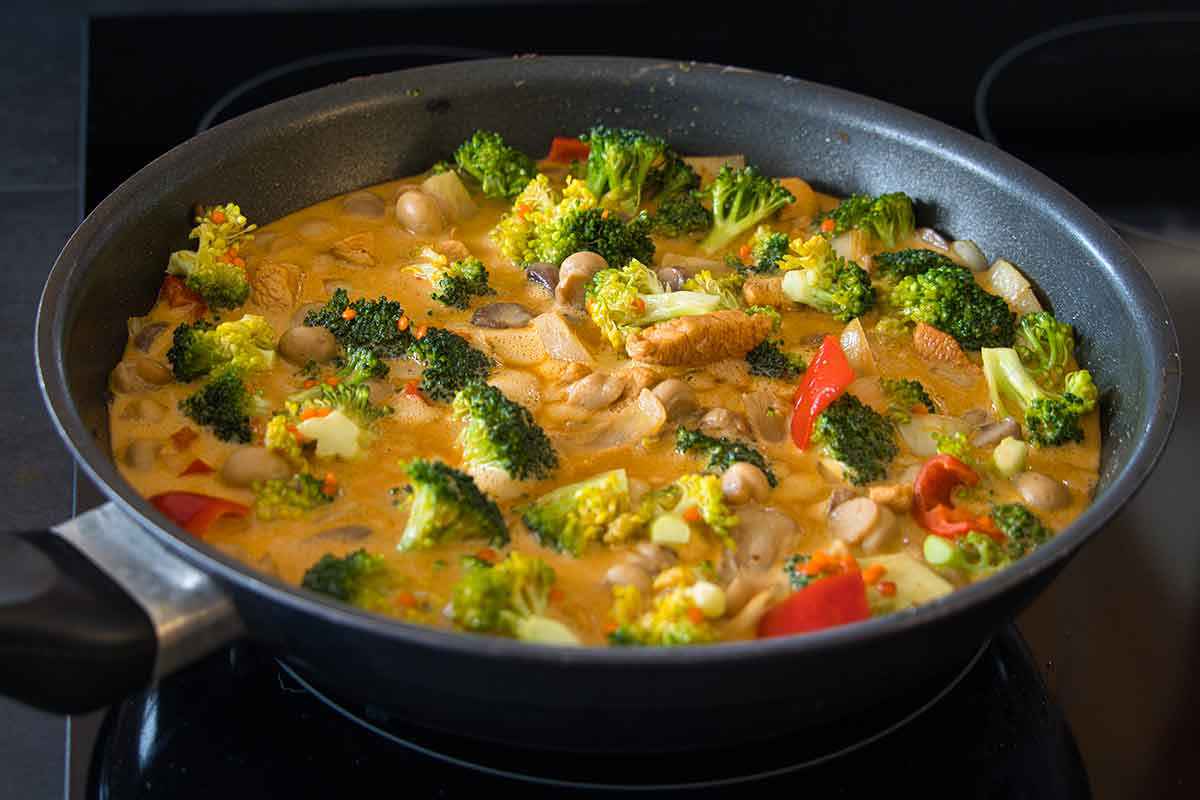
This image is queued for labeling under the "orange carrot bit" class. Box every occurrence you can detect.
[341,308,358,321]
[862,563,887,586]
[549,588,565,604]
[210,208,226,224]
[681,506,702,524]
[632,297,646,314]
[231,256,246,268]
[323,376,340,386]
[686,606,706,625]
[397,314,410,332]
[394,590,418,609]
[403,379,425,402]
[601,208,610,219]
[912,403,928,415]
[302,379,318,389]
[802,550,832,576]
[820,217,836,233]
[738,243,752,263]
[413,324,428,340]
[298,407,333,421]
[170,427,199,450]
[603,621,619,635]
[878,581,897,597]
[515,203,531,219]
[475,547,499,564]
[840,552,860,574]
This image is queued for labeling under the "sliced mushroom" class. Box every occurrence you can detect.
[1014,472,1070,511]
[306,525,373,543]
[827,486,859,511]
[829,497,881,544]
[110,362,149,394]
[555,251,608,307]
[221,447,293,488]
[651,379,698,423]
[604,563,652,596]
[565,372,627,411]
[124,439,161,470]
[120,397,167,423]
[721,462,771,506]
[331,232,376,267]
[734,507,795,571]
[132,321,168,353]
[278,326,339,365]
[629,542,678,574]
[526,263,559,294]
[471,302,534,329]
[395,189,446,235]
[961,408,991,427]
[699,407,751,440]
[743,390,786,443]
[656,267,687,291]
[134,358,173,386]
[860,507,898,554]
[342,192,386,218]
[971,417,1021,448]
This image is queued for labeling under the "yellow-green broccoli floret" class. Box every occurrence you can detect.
[674,473,739,549]
[166,203,256,309]
[397,459,508,552]
[264,414,304,469]
[406,246,496,310]
[253,473,334,520]
[982,347,1097,446]
[607,583,719,647]
[778,234,875,322]
[585,259,727,350]
[451,552,579,645]
[580,125,669,213]
[519,469,631,557]
[699,165,795,255]
[681,269,745,309]
[1014,311,1076,387]
[166,314,277,382]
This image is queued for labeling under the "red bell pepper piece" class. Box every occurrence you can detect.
[149,491,249,536]
[912,455,1001,540]
[546,136,590,164]
[159,275,206,310]
[178,458,214,477]
[790,335,855,449]
[758,571,870,638]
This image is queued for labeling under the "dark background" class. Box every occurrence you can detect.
[2,1,1197,797]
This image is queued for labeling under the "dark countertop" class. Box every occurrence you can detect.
[1,3,1196,797]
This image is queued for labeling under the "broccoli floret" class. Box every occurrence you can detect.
[451,552,579,644]
[732,225,790,273]
[489,174,562,265]
[536,206,656,268]
[520,469,630,557]
[746,338,806,380]
[452,381,558,481]
[337,347,390,382]
[880,377,937,424]
[699,165,795,255]
[674,426,777,487]
[681,269,744,308]
[580,126,669,213]
[1015,311,1075,387]
[165,203,256,309]
[783,554,814,590]
[264,414,304,468]
[607,583,719,647]
[166,314,277,382]
[890,264,1016,350]
[991,503,1053,560]
[585,259,727,350]
[290,381,391,428]
[811,393,898,485]
[303,289,413,358]
[674,473,739,548]
[873,248,958,287]
[407,247,496,310]
[648,150,701,199]
[408,327,494,403]
[651,190,712,237]
[254,473,334,520]
[821,192,915,247]
[981,347,1097,446]
[932,431,978,469]
[178,367,266,443]
[922,532,1010,578]
[397,459,507,552]
[452,130,538,199]
[301,549,393,611]
[603,483,683,546]
[778,234,875,321]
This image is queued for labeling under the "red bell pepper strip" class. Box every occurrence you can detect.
[790,335,856,449]
[159,275,205,310]
[758,571,870,638]
[178,458,214,477]
[546,136,590,164]
[149,491,249,536]
[912,455,1001,540]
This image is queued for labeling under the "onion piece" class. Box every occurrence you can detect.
[839,318,878,376]
[532,311,594,364]
[896,414,972,457]
[987,259,1043,313]
[951,239,988,271]
[682,154,745,184]
[421,171,477,222]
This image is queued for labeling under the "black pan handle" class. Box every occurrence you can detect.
[0,504,243,714]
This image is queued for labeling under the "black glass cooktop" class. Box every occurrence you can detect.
[79,625,1085,798]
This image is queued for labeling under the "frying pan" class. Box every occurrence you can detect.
[0,57,1180,751]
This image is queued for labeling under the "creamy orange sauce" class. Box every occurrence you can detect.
[109,165,1100,646]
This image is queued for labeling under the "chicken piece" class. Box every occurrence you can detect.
[742,276,787,308]
[912,322,974,367]
[868,483,914,513]
[331,232,375,267]
[625,310,774,367]
[778,177,819,223]
[249,261,299,312]
[611,364,661,410]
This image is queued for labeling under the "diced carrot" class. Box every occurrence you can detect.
[303,379,317,388]
[413,325,428,340]
[878,581,897,597]
[862,563,887,586]
[739,244,752,263]
[475,548,499,564]
[682,506,702,523]
[820,218,836,233]
[341,308,357,321]
[403,379,424,402]
[324,376,340,386]
[299,407,332,421]
[549,588,565,604]
[210,209,226,224]
[687,606,706,625]
[397,315,410,332]
[395,591,417,609]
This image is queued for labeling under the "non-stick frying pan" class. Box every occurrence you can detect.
[0,57,1180,751]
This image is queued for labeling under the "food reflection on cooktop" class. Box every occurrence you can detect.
[109,128,1101,647]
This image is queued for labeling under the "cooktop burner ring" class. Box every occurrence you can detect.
[275,636,990,791]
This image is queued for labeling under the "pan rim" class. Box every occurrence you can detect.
[35,55,1181,666]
